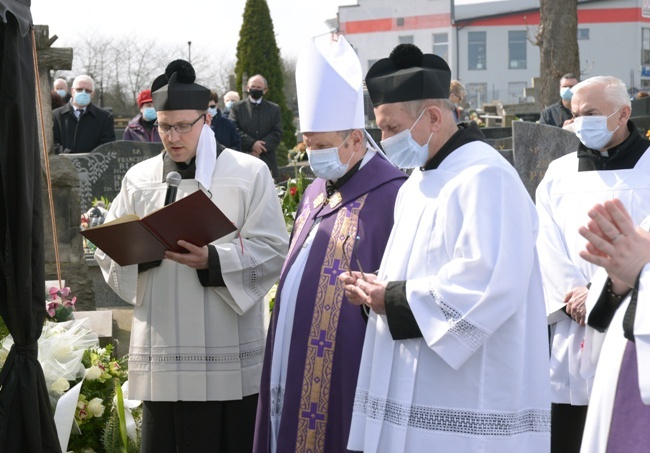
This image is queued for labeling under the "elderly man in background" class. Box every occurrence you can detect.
[222,90,240,119]
[535,75,650,453]
[230,74,283,180]
[53,77,71,103]
[53,74,115,153]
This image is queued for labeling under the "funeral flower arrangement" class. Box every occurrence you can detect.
[0,296,142,452]
[278,142,310,230]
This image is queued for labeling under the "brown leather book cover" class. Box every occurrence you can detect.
[81,190,237,266]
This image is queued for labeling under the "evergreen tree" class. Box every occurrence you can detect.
[235,0,296,148]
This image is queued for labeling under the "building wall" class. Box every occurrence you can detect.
[339,0,650,109]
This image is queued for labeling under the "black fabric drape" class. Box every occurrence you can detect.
[0,5,61,452]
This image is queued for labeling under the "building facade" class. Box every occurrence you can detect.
[339,0,650,109]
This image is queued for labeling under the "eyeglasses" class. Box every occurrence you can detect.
[73,88,93,94]
[155,114,205,135]
[208,104,218,109]
[452,93,464,103]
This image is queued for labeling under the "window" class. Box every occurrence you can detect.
[578,28,590,40]
[397,17,404,26]
[508,30,527,69]
[433,33,449,62]
[466,83,487,108]
[468,32,486,70]
[399,35,414,45]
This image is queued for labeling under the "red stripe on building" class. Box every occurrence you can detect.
[340,7,650,34]
[342,13,450,34]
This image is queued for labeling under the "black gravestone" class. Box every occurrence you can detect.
[512,122,579,201]
[481,127,512,140]
[631,97,650,117]
[63,140,163,212]
[631,116,650,137]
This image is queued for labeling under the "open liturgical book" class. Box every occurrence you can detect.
[81,190,237,266]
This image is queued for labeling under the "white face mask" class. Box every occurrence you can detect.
[380,108,433,169]
[307,135,354,181]
[574,106,622,150]
[207,107,218,117]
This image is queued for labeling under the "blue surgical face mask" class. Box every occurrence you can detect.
[74,91,91,107]
[142,107,157,121]
[560,86,573,101]
[56,89,67,98]
[574,106,622,150]
[307,135,354,181]
[380,109,433,169]
[225,101,234,110]
[207,107,218,117]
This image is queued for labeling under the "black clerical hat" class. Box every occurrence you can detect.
[151,60,210,111]
[365,44,451,107]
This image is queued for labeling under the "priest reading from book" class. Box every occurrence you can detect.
[252,35,406,453]
[340,44,552,452]
[95,59,288,453]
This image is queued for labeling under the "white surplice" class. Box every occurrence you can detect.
[535,149,650,405]
[348,142,551,453]
[580,219,650,453]
[96,149,288,402]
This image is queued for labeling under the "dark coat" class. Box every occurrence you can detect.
[53,101,115,153]
[123,114,161,143]
[210,109,241,151]
[229,98,283,178]
[540,100,573,128]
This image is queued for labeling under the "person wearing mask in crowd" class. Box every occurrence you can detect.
[578,199,650,453]
[253,35,406,453]
[222,90,240,119]
[123,89,161,143]
[53,74,115,154]
[53,77,71,103]
[230,75,283,180]
[540,73,579,128]
[95,59,288,452]
[449,79,466,123]
[535,75,650,453]
[208,90,241,150]
[340,43,551,453]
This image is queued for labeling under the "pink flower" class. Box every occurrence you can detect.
[47,301,59,317]
[59,287,71,298]
[48,287,60,298]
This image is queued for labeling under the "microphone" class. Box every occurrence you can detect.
[164,171,182,206]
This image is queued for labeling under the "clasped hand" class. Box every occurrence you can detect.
[339,271,387,315]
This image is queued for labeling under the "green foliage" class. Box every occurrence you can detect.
[0,317,8,340]
[235,0,296,147]
[276,142,289,168]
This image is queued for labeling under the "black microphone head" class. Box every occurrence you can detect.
[166,171,182,187]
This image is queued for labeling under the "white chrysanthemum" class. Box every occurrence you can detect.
[85,365,102,381]
[49,377,70,395]
[87,398,105,417]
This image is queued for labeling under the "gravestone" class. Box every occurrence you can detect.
[485,136,513,150]
[482,127,512,140]
[631,97,650,117]
[498,149,514,166]
[631,116,650,137]
[512,122,579,200]
[63,141,163,212]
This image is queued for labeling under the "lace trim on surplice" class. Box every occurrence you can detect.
[354,390,550,436]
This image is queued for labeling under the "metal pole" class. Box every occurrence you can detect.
[188,41,192,63]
